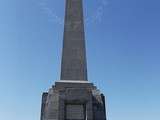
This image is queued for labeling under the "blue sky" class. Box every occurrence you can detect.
[0,0,160,120]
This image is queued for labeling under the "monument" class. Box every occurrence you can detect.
[40,0,107,120]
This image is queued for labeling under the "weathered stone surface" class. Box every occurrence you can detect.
[41,82,106,120]
[61,0,88,81]
[66,104,84,119]
[40,0,107,119]
[40,93,48,120]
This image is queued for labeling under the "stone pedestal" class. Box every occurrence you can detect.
[40,81,106,120]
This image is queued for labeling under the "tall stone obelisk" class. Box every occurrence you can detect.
[40,0,107,120]
[61,0,87,81]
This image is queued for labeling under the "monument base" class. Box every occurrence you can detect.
[41,80,106,120]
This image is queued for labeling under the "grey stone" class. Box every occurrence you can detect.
[41,82,106,120]
[61,0,87,81]
[40,0,107,119]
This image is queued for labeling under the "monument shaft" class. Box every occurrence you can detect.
[61,0,88,81]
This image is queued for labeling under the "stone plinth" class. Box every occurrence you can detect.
[40,81,106,120]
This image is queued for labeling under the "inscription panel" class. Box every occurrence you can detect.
[66,104,85,120]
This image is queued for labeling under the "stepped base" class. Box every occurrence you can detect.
[40,81,106,120]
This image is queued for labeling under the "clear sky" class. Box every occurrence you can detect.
[0,0,160,120]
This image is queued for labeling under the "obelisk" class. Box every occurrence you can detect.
[61,0,87,81]
[40,0,107,120]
